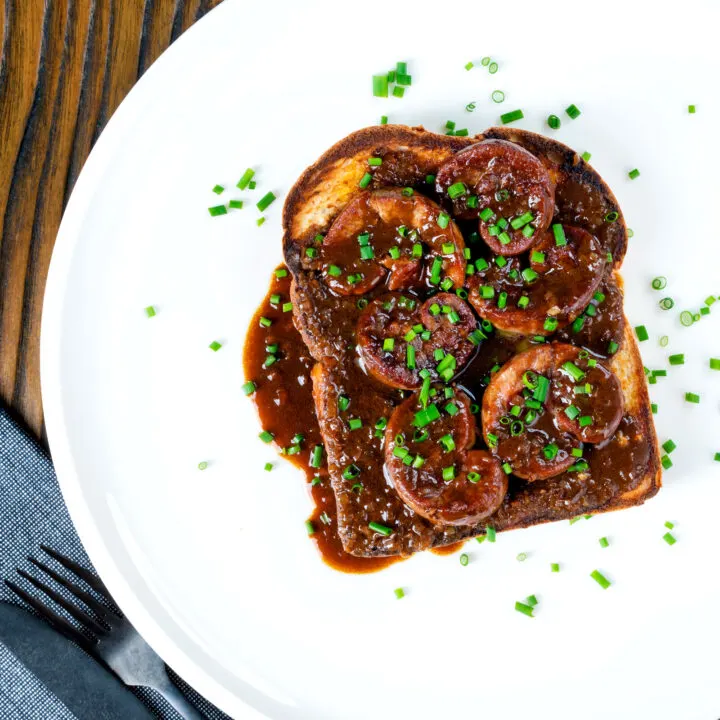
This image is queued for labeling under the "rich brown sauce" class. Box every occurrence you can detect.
[242,267,397,573]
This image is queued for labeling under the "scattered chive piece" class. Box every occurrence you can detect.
[526,594,538,606]
[369,521,392,536]
[607,341,619,355]
[305,520,315,535]
[258,430,274,443]
[714,452,720,462]
[634,325,649,342]
[688,104,696,113]
[459,553,469,566]
[663,532,676,546]
[552,223,567,247]
[208,205,227,217]
[348,418,363,431]
[680,310,694,326]
[709,358,720,370]
[197,461,208,470]
[543,317,559,332]
[516,552,528,562]
[488,61,498,73]
[256,217,266,227]
[465,61,474,70]
[256,192,276,212]
[628,168,640,180]
[590,570,611,589]
[236,169,255,190]
[228,199,243,210]
[212,184,224,194]
[581,151,592,162]
[274,268,288,278]
[651,276,667,290]
[259,316,272,328]
[651,403,658,414]
[263,462,273,472]
[209,341,222,352]
[309,445,323,468]
[547,114,561,129]
[668,353,685,365]
[664,520,675,529]
[372,74,389,98]
[437,212,450,229]
[500,109,524,124]
[248,181,257,190]
[396,73,412,86]
[392,85,405,98]
[486,526,496,542]
[685,392,700,404]
[380,115,388,125]
[565,104,581,119]
[661,455,673,470]
[492,90,505,103]
[394,587,405,599]
[282,302,293,313]
[359,172,373,189]
[515,601,534,617]
[551,563,560,573]
[599,536,609,548]
[144,305,156,318]
[481,56,491,66]
[662,439,677,454]
[242,381,256,396]
[368,157,383,167]
[447,181,467,199]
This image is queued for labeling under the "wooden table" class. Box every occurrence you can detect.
[0,0,223,442]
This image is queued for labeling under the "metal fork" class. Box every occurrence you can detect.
[5,545,204,720]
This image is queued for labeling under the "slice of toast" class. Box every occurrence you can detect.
[283,125,661,557]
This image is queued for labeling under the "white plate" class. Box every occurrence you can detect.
[41,1,720,718]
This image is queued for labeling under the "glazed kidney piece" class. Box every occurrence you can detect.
[435,139,554,256]
[467,224,608,336]
[482,343,624,481]
[385,387,507,525]
[317,188,466,296]
[356,292,481,389]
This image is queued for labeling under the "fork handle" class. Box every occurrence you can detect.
[148,674,205,720]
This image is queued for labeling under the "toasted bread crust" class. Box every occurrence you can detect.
[282,124,660,554]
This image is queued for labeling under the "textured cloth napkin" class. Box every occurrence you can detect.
[0,405,231,720]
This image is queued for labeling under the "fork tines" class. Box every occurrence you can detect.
[5,547,120,650]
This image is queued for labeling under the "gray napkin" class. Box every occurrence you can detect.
[0,405,231,720]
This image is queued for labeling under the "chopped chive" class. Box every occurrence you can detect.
[392,85,405,98]
[661,454,673,470]
[305,520,315,535]
[488,61,498,73]
[659,298,674,311]
[263,462,273,472]
[634,325,649,342]
[565,406,580,420]
[437,212,450,229]
[256,217,266,227]
[394,587,405,599]
[628,168,640,180]
[500,109,524,124]
[680,310,694,326]
[144,305,157,318]
[274,268,288,278]
[668,353,685,365]
[590,570,611,589]
[447,182,467,199]
[552,223,567,247]
[605,211,619,223]
[460,553,469,566]
[209,341,223,351]
[359,172,373,189]
[565,104,581,119]
[309,445,323,468]
[259,316,272,329]
[511,212,534,230]
[368,157,383,167]
[236,168,255,190]
[369,521,392,536]
[372,74,389,97]
[380,115,388,124]
[242,381,256,396]
[515,601,534,617]
[256,192,276,211]
[465,61,474,70]
[348,418,363,431]
[581,151,592,162]
[607,341,619,354]
[492,90,505,103]
[709,358,720,370]
[599,536,609,548]
[486,526,496,542]
[228,199,244,210]
[543,317,559,332]
[651,403,658,414]
[208,205,227,216]
[662,531,676,545]
[685,392,700,404]
[551,563,560,572]
[547,114,561,129]
[662,439,677,454]
[259,430,274,444]
[516,552,528,562]
[562,361,585,381]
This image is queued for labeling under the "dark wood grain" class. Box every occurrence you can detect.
[0,0,224,441]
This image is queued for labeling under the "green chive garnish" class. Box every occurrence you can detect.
[394,587,405,599]
[547,114,561,129]
[500,109,524,124]
[668,353,685,365]
[565,104,581,119]
[628,168,640,180]
[590,570,611,589]
[256,192,276,212]
[663,532,676,546]
[486,526,496,542]
[369,521,392,536]
[515,601,534,617]
[228,200,243,210]
[459,553,469,566]
[209,341,222,351]
[373,74,389,98]
[551,563,560,572]
[242,381,256,396]
[198,461,208,470]
[359,173,373,189]
[634,325,649,342]
[685,392,700,404]
[662,439,676,454]
[144,305,156,318]
[599,536,609,548]
[236,168,255,189]
[208,205,227,217]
